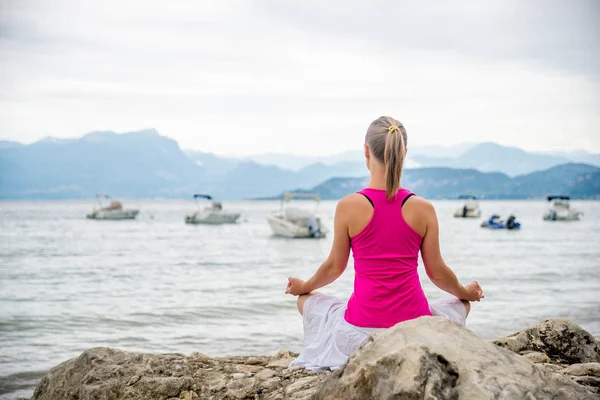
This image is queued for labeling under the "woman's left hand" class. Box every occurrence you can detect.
[285,277,308,296]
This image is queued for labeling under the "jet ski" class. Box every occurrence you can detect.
[480,214,521,230]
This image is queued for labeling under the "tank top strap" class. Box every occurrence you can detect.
[356,189,375,207]
[395,188,413,205]
[356,188,414,208]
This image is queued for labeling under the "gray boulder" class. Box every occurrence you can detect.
[315,317,597,400]
[31,347,329,400]
[29,318,599,400]
[493,318,600,365]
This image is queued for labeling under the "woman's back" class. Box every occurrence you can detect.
[344,188,431,328]
[286,116,482,372]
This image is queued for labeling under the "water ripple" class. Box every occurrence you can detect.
[1,199,599,399]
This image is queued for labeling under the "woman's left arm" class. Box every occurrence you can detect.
[286,198,352,296]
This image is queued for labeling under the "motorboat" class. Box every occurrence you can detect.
[480,214,521,230]
[453,195,482,218]
[86,194,139,220]
[543,196,583,221]
[185,194,241,224]
[266,193,328,238]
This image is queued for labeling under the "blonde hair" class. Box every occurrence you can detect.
[365,116,407,199]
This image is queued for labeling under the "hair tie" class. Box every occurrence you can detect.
[387,125,399,134]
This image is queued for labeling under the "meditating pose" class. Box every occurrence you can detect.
[285,116,484,371]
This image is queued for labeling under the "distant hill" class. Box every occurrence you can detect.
[213,161,296,199]
[412,142,573,176]
[0,131,367,200]
[0,129,205,199]
[0,140,23,149]
[204,161,368,200]
[185,150,239,177]
[228,144,472,171]
[222,143,599,176]
[510,163,600,199]
[184,151,369,199]
[2,130,599,200]
[540,150,600,167]
[231,152,326,171]
[276,163,600,200]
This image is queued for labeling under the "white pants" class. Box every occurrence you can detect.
[291,294,467,371]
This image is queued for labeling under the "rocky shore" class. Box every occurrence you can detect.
[30,318,599,400]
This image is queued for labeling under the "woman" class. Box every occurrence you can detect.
[285,116,484,371]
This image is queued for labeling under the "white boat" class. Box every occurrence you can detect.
[267,193,328,238]
[185,194,241,225]
[86,194,139,220]
[543,196,583,221]
[453,195,482,218]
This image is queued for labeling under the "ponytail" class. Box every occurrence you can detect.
[383,125,405,199]
[365,116,408,200]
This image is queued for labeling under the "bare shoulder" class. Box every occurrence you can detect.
[404,195,436,218]
[337,193,369,212]
[340,193,367,204]
[339,193,374,236]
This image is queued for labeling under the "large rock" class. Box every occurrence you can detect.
[31,347,329,400]
[30,318,599,400]
[492,319,600,395]
[314,317,597,400]
[493,319,600,365]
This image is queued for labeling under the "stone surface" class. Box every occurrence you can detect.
[266,350,296,368]
[30,318,600,400]
[522,351,551,363]
[255,368,277,381]
[284,376,320,395]
[572,376,600,391]
[493,318,600,364]
[178,390,197,399]
[315,317,597,400]
[561,362,600,377]
[538,363,564,373]
[30,347,326,400]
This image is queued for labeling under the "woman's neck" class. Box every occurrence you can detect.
[368,176,386,190]
[367,161,386,190]
[367,160,403,191]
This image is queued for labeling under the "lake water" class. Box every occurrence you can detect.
[1,199,599,399]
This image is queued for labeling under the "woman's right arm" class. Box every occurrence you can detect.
[420,201,483,302]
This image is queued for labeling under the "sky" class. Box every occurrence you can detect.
[1,0,599,156]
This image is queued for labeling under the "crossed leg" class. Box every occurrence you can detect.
[462,300,471,317]
[296,293,319,316]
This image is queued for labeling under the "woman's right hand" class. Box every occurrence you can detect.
[461,281,484,302]
[285,277,309,296]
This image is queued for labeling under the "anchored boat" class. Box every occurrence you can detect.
[86,194,139,220]
[480,214,521,230]
[185,194,241,224]
[453,195,482,218]
[267,193,328,238]
[543,196,583,221]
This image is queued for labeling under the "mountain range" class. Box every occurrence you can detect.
[0,130,368,199]
[224,143,600,176]
[0,129,598,199]
[411,143,572,177]
[0,130,204,198]
[284,163,600,200]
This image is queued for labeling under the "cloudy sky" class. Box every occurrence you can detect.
[1,0,599,155]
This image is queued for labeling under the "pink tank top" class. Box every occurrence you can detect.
[344,188,432,328]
